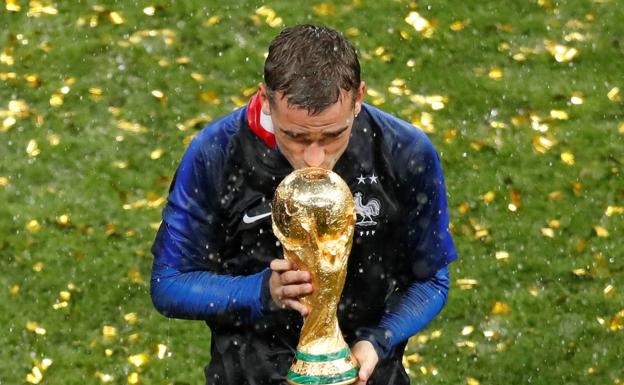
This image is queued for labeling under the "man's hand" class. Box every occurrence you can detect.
[352,340,379,385]
[269,259,313,316]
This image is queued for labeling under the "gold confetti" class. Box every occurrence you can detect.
[619,122,624,133]
[255,6,283,28]
[56,214,70,226]
[409,94,448,110]
[481,191,495,203]
[572,182,583,196]
[49,93,64,107]
[128,353,149,367]
[570,92,584,105]
[483,330,500,339]
[44,132,59,146]
[0,176,8,188]
[605,206,624,216]
[156,344,168,359]
[594,226,609,237]
[532,135,557,153]
[604,285,615,297]
[495,251,510,260]
[461,325,475,335]
[466,377,480,385]
[2,116,16,131]
[548,219,560,229]
[150,149,164,160]
[607,87,621,102]
[26,321,47,335]
[456,340,477,349]
[10,285,20,296]
[143,6,156,16]
[550,110,569,120]
[52,301,68,310]
[496,23,513,32]
[412,112,434,133]
[313,3,336,16]
[111,161,128,169]
[456,278,478,289]
[6,0,21,12]
[528,287,540,297]
[545,40,579,62]
[204,15,221,26]
[128,333,139,344]
[26,219,41,233]
[102,325,117,338]
[26,139,41,157]
[564,32,588,42]
[491,301,511,315]
[488,67,503,80]
[345,27,360,38]
[32,261,44,272]
[127,372,140,385]
[405,11,435,37]
[116,120,148,133]
[609,310,624,331]
[541,228,555,238]
[128,268,143,283]
[509,190,522,211]
[29,2,58,16]
[124,312,139,325]
[108,11,125,24]
[176,114,212,131]
[0,49,15,65]
[450,20,469,31]
[198,91,221,105]
[561,151,575,165]
[151,89,166,102]
[490,121,507,129]
[572,268,588,277]
[95,372,114,383]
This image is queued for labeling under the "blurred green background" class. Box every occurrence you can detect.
[1,0,623,384]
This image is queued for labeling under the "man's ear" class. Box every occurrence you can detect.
[355,81,367,115]
[258,83,272,115]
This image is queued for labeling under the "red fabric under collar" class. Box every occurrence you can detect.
[246,92,276,149]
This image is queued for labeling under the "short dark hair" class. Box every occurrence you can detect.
[264,24,361,115]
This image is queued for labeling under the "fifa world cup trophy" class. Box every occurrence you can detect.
[272,167,359,385]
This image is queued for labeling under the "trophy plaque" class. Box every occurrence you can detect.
[272,167,359,385]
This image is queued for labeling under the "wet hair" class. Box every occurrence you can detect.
[264,24,361,115]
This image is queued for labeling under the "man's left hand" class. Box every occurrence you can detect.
[351,340,379,385]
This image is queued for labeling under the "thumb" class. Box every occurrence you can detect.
[352,341,378,383]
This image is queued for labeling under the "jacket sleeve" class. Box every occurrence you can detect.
[355,119,458,359]
[150,130,272,325]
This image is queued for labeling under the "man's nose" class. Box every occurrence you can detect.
[303,142,325,167]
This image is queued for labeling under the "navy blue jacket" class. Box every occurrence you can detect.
[151,102,458,385]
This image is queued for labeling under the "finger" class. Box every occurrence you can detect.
[280,270,311,285]
[280,283,313,299]
[270,259,294,272]
[282,299,309,316]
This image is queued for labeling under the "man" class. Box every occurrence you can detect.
[151,24,457,385]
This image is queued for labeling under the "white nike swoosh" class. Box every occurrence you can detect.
[242,211,272,224]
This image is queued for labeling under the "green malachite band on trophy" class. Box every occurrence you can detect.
[294,347,351,363]
[287,368,359,385]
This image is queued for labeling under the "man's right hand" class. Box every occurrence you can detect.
[269,259,313,316]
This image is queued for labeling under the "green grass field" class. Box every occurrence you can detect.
[1,0,623,384]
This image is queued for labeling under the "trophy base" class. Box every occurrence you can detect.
[287,347,359,385]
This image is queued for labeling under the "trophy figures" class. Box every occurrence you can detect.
[272,167,359,385]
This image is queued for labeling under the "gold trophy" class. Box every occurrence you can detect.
[272,167,359,385]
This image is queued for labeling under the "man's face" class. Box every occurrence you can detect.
[260,82,366,170]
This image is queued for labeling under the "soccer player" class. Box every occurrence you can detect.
[151,24,458,385]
